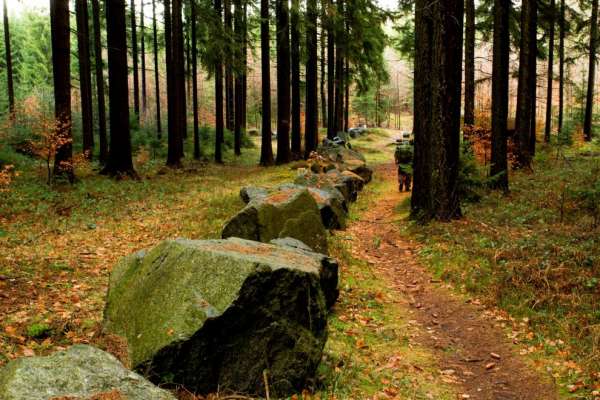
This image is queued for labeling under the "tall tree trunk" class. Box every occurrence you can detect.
[584,0,598,141]
[224,0,235,132]
[3,0,14,120]
[305,0,319,158]
[490,0,510,190]
[76,0,94,160]
[215,0,224,163]
[234,0,243,156]
[171,0,185,162]
[192,0,200,159]
[320,19,327,130]
[514,0,535,168]
[544,0,555,143]
[152,0,162,138]
[558,0,565,135]
[91,0,108,163]
[103,0,136,177]
[165,0,178,165]
[326,0,335,138]
[334,0,344,134]
[344,57,349,131]
[260,0,274,165]
[130,0,140,121]
[464,0,475,125]
[412,0,464,221]
[50,0,74,182]
[242,2,247,132]
[529,0,537,155]
[141,0,147,112]
[275,0,291,164]
[290,0,302,159]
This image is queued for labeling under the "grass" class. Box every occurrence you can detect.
[404,140,600,398]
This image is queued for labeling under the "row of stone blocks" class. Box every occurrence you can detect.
[0,145,374,400]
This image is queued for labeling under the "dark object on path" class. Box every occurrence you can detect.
[394,143,413,192]
[0,345,175,400]
[103,238,335,397]
[223,187,328,253]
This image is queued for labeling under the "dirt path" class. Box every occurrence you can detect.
[347,162,559,400]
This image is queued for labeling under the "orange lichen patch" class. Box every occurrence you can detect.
[212,241,317,267]
[308,189,327,204]
[51,390,124,400]
[264,189,298,204]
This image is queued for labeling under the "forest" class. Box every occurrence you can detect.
[0,0,599,398]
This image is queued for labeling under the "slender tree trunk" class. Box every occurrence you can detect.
[334,0,344,134]
[584,0,598,141]
[544,0,555,143]
[215,0,224,163]
[514,0,535,168]
[344,57,349,132]
[192,0,200,159]
[234,0,243,156]
[305,0,319,158]
[141,0,147,112]
[3,0,14,120]
[171,0,185,162]
[242,2,247,132]
[103,0,136,177]
[276,0,291,164]
[50,0,74,182]
[558,0,565,135]
[76,0,94,160]
[91,0,108,163]
[290,0,302,159]
[464,0,475,125]
[131,0,140,121]
[260,0,274,165]
[412,0,464,220]
[152,0,162,138]
[165,0,178,165]
[224,0,235,132]
[326,0,335,138]
[529,0,537,155]
[490,0,510,190]
[320,21,327,130]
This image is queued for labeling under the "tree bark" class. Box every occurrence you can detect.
[141,0,147,112]
[320,12,327,130]
[152,0,162,137]
[192,0,200,159]
[215,0,224,163]
[91,0,108,163]
[558,0,565,135]
[130,0,140,121]
[464,0,475,125]
[334,0,344,134]
[490,0,510,191]
[544,0,555,143]
[260,0,274,165]
[514,0,535,168]
[326,0,335,139]
[50,0,74,182]
[3,0,14,119]
[276,0,291,164]
[224,0,235,132]
[234,0,243,156]
[242,2,247,132]
[305,0,319,158]
[76,0,94,160]
[103,0,136,177]
[584,0,598,141]
[344,57,349,132]
[290,0,302,159]
[412,0,464,221]
[171,0,186,162]
[529,0,537,155]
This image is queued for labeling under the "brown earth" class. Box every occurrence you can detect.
[347,162,559,400]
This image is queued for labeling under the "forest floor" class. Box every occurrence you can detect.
[0,129,598,399]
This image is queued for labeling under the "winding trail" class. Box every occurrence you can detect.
[347,161,559,400]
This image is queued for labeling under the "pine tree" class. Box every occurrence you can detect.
[544,0,556,143]
[152,0,162,137]
[76,0,94,160]
[50,0,74,182]
[583,0,598,142]
[276,0,291,164]
[234,0,244,156]
[290,0,302,159]
[103,0,136,177]
[215,0,225,163]
[91,0,108,162]
[141,0,147,112]
[192,0,200,160]
[260,0,274,166]
[130,0,140,121]
[326,0,335,138]
[305,0,319,158]
[3,0,14,120]
[464,0,475,126]
[557,0,565,135]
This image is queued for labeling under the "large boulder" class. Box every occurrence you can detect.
[103,238,337,397]
[240,184,348,230]
[0,345,175,400]
[317,145,373,183]
[295,169,365,203]
[223,187,328,254]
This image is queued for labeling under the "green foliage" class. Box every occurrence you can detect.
[457,143,485,203]
[26,323,52,339]
[568,164,600,227]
